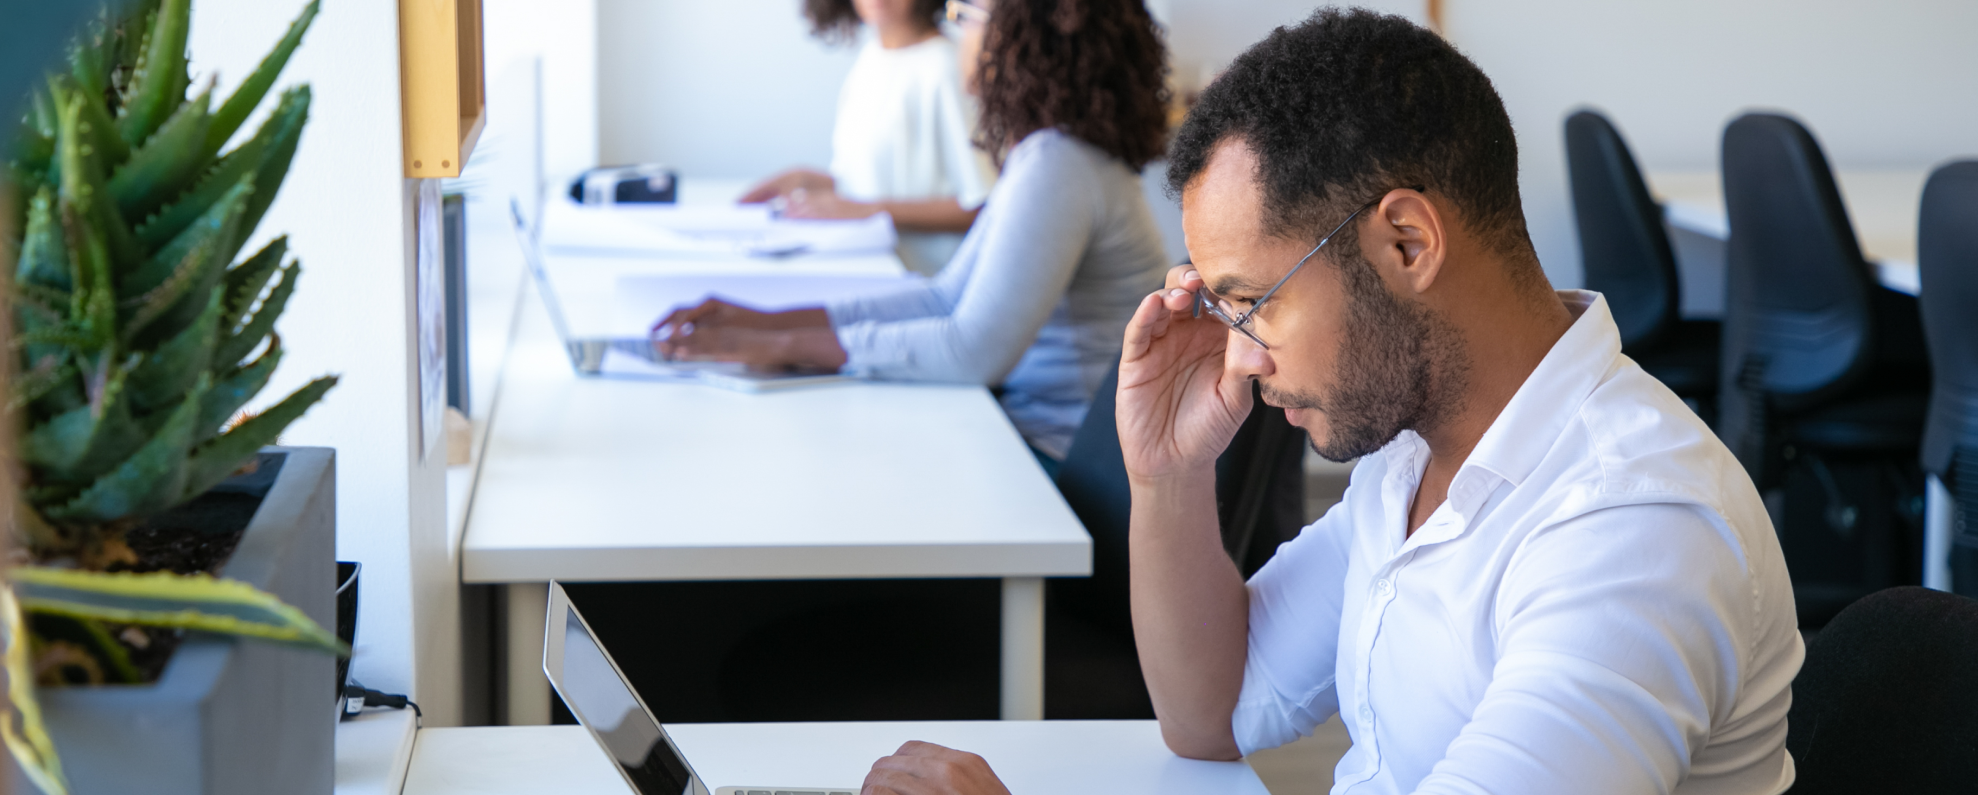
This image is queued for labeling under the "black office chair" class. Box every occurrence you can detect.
[1919,161,1978,598]
[1564,109,1720,422]
[705,361,1306,722]
[1717,113,1932,628]
[1784,586,1978,793]
[1044,359,1307,719]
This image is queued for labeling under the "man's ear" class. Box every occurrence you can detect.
[1361,188,1445,296]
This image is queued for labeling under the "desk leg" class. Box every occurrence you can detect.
[1000,577,1044,720]
[1925,475,1953,591]
[504,582,551,725]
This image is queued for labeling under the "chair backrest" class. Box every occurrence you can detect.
[1919,161,1978,482]
[1785,586,1978,793]
[1564,109,1680,350]
[1050,360,1306,637]
[1719,113,1876,405]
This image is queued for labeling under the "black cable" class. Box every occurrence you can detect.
[343,682,423,724]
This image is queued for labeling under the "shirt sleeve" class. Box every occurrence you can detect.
[1233,494,1358,755]
[827,138,1098,385]
[1410,502,1759,795]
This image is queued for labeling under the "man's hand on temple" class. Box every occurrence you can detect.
[1116,264,1254,483]
[860,742,1013,795]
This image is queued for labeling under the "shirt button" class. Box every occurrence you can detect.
[1374,579,1393,597]
[1359,705,1373,722]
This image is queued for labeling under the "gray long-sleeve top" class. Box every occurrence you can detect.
[827,129,1170,458]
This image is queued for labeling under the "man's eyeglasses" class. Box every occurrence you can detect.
[945,0,989,25]
[1194,188,1422,350]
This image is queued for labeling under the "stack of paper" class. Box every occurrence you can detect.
[543,199,898,258]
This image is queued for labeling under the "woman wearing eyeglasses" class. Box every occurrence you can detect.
[662,0,1171,469]
[741,0,999,276]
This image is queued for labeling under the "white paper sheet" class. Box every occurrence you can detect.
[543,199,898,257]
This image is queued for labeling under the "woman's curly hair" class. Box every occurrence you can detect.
[804,0,946,44]
[973,0,1171,169]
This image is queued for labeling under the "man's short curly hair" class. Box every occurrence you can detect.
[803,0,945,44]
[974,0,1171,170]
[1166,8,1533,261]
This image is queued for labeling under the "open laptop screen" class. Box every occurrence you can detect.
[557,605,694,795]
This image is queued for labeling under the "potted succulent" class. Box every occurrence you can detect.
[3,1,346,793]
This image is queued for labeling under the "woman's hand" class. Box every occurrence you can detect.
[740,168,836,204]
[782,189,882,220]
[1115,265,1253,484]
[861,742,1013,795]
[653,299,845,372]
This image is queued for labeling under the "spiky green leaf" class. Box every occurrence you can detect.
[128,287,224,413]
[233,86,307,255]
[122,179,251,316]
[17,187,69,290]
[200,337,283,436]
[108,86,210,220]
[205,0,318,159]
[182,375,334,498]
[13,567,347,656]
[28,84,57,139]
[53,86,140,274]
[56,201,119,358]
[47,373,209,523]
[117,0,191,147]
[216,259,296,366]
[134,87,305,250]
[10,358,73,411]
[221,235,286,325]
[20,365,144,489]
[49,73,130,174]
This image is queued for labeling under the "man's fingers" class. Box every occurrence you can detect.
[1123,292,1168,362]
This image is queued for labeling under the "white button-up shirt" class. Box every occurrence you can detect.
[1235,291,1802,795]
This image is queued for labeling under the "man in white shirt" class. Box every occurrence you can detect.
[853,8,1801,795]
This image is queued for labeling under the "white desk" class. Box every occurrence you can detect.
[461,183,1092,724]
[1648,169,1925,311]
[401,722,1269,795]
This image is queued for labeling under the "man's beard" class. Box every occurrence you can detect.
[1261,248,1469,463]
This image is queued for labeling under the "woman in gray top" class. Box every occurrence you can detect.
[659,0,1171,463]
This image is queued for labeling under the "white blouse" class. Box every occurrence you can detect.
[829,35,997,276]
[1237,292,1803,795]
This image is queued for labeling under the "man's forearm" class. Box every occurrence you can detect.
[1128,473,1250,761]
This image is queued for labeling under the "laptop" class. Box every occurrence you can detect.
[508,199,851,392]
[542,581,857,795]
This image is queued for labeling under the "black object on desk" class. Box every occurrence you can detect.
[570,165,678,205]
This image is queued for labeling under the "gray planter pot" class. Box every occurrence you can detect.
[32,447,337,795]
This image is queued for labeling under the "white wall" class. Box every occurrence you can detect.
[1161,0,1423,94]
[485,0,597,183]
[587,0,1423,182]
[1444,0,1978,288]
[190,0,459,724]
[595,0,859,180]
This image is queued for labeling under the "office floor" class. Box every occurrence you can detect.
[1246,453,1358,794]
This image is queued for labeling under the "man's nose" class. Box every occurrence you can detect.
[1225,331,1275,381]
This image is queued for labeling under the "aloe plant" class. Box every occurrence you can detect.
[9,0,335,568]
[3,1,346,791]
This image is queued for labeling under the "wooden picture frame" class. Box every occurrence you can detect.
[399,0,486,178]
